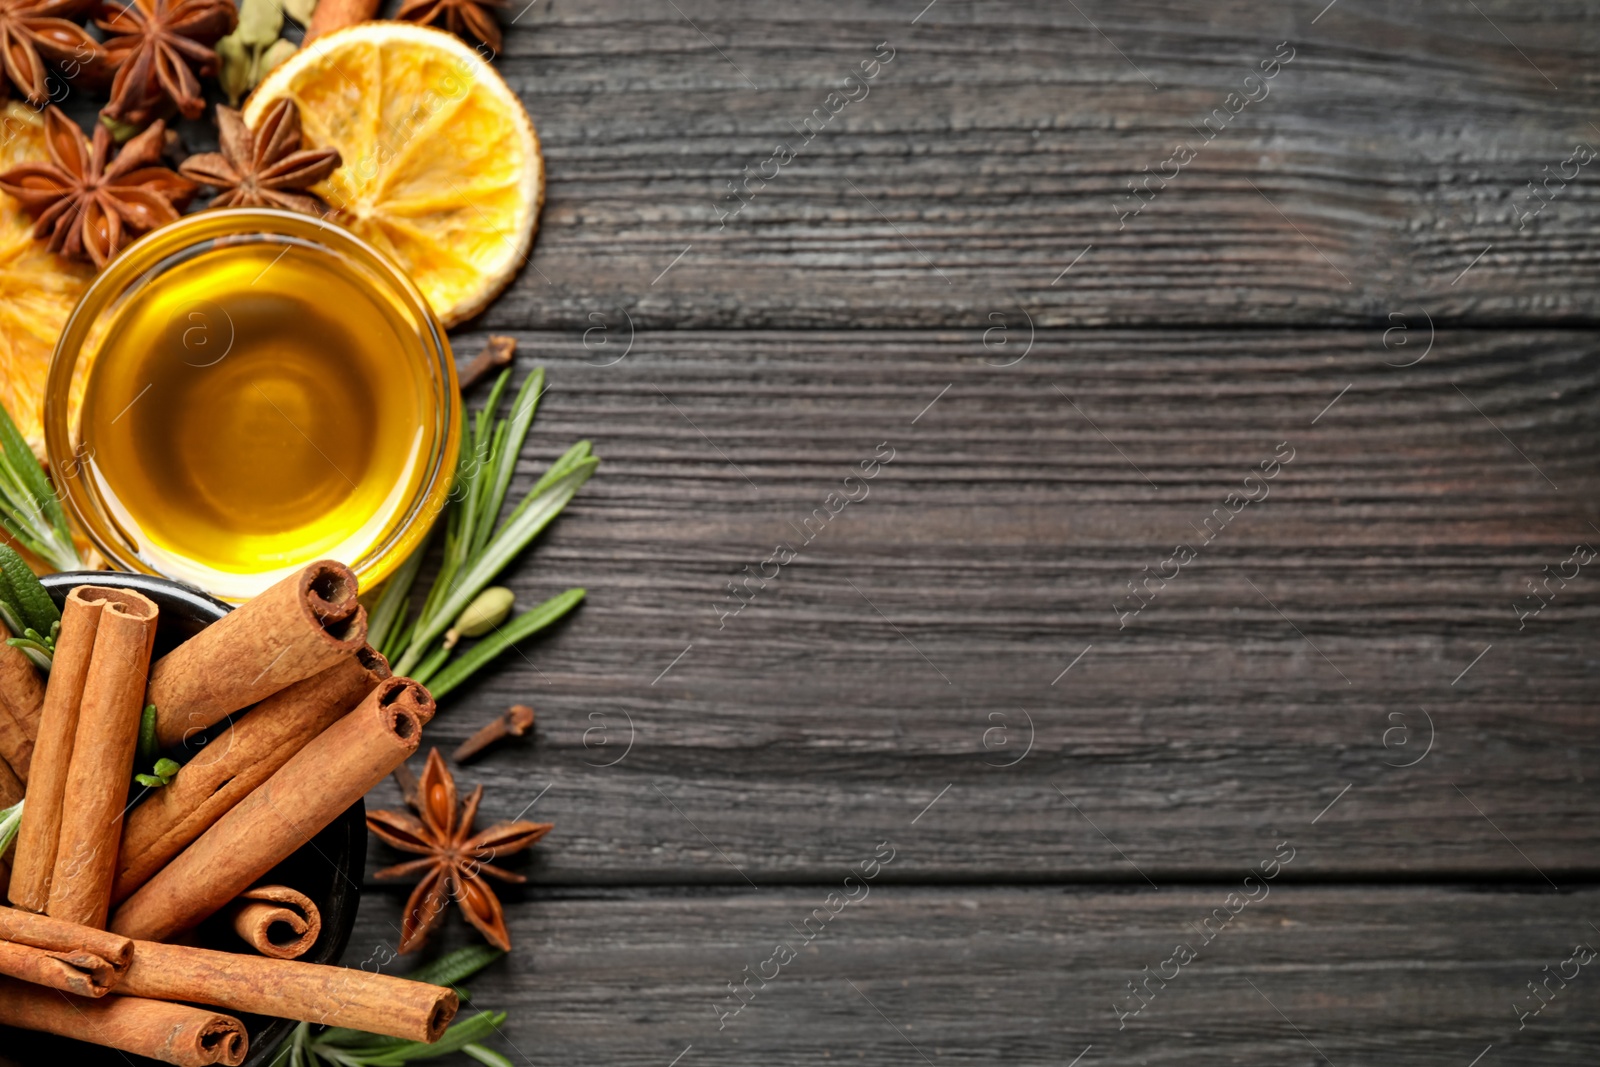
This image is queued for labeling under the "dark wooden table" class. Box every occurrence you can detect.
[348,3,1600,1063]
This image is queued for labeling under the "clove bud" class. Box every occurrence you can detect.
[453,704,535,763]
[458,335,517,391]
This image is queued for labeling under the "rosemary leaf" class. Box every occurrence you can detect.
[0,592,23,638]
[394,460,596,675]
[470,421,506,554]
[308,1026,403,1049]
[425,589,584,699]
[384,610,417,665]
[473,368,544,558]
[409,642,451,687]
[357,1011,506,1064]
[6,638,51,671]
[0,543,59,637]
[463,1044,515,1067]
[0,401,80,571]
[369,532,430,656]
[454,434,491,572]
[0,798,21,855]
[402,945,505,987]
[452,370,510,579]
[509,440,591,526]
[137,704,159,766]
[477,369,512,455]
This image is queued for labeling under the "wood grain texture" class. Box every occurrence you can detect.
[365,329,1600,884]
[455,0,1600,329]
[347,885,1600,1065]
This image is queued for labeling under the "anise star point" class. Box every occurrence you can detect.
[0,105,195,268]
[96,0,236,126]
[180,100,342,216]
[0,0,105,105]
[368,747,553,953]
[397,0,505,54]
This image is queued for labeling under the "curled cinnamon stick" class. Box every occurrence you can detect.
[148,561,367,749]
[0,937,122,996]
[112,678,433,942]
[0,904,133,967]
[123,939,457,1041]
[224,884,321,959]
[46,587,159,927]
[0,704,30,786]
[113,645,391,903]
[0,978,247,1066]
[0,754,20,808]
[0,619,43,778]
[9,585,140,913]
[305,0,379,42]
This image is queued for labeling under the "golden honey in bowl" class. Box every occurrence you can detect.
[49,210,459,602]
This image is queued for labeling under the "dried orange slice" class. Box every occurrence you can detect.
[243,23,543,327]
[0,103,93,459]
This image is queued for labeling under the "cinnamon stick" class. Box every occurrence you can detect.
[0,754,20,809]
[0,619,43,778]
[0,978,246,1066]
[305,0,379,42]
[113,645,391,903]
[147,560,367,749]
[0,903,133,966]
[0,937,123,997]
[111,678,433,941]
[0,704,29,786]
[123,939,457,1041]
[46,587,159,927]
[223,884,321,959]
[10,586,141,913]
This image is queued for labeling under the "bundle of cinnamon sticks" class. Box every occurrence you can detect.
[0,561,455,1066]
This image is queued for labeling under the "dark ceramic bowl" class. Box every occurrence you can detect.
[3,572,366,1067]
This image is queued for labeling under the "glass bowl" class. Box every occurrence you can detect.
[44,209,460,602]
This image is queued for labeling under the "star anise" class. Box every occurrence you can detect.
[96,0,236,126]
[0,0,104,105]
[397,0,504,53]
[0,106,195,267]
[368,747,553,953]
[179,100,341,216]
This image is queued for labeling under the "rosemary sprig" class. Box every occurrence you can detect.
[269,946,511,1067]
[133,704,182,787]
[134,759,180,789]
[0,400,81,572]
[378,368,596,692]
[0,543,62,670]
[424,588,584,699]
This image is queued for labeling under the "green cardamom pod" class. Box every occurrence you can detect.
[217,34,251,106]
[258,38,298,80]
[237,0,284,49]
[453,586,515,640]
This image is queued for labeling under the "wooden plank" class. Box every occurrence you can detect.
[469,0,1600,328]
[378,328,1600,882]
[347,885,1600,1065]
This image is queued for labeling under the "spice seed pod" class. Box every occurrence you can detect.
[449,587,514,644]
